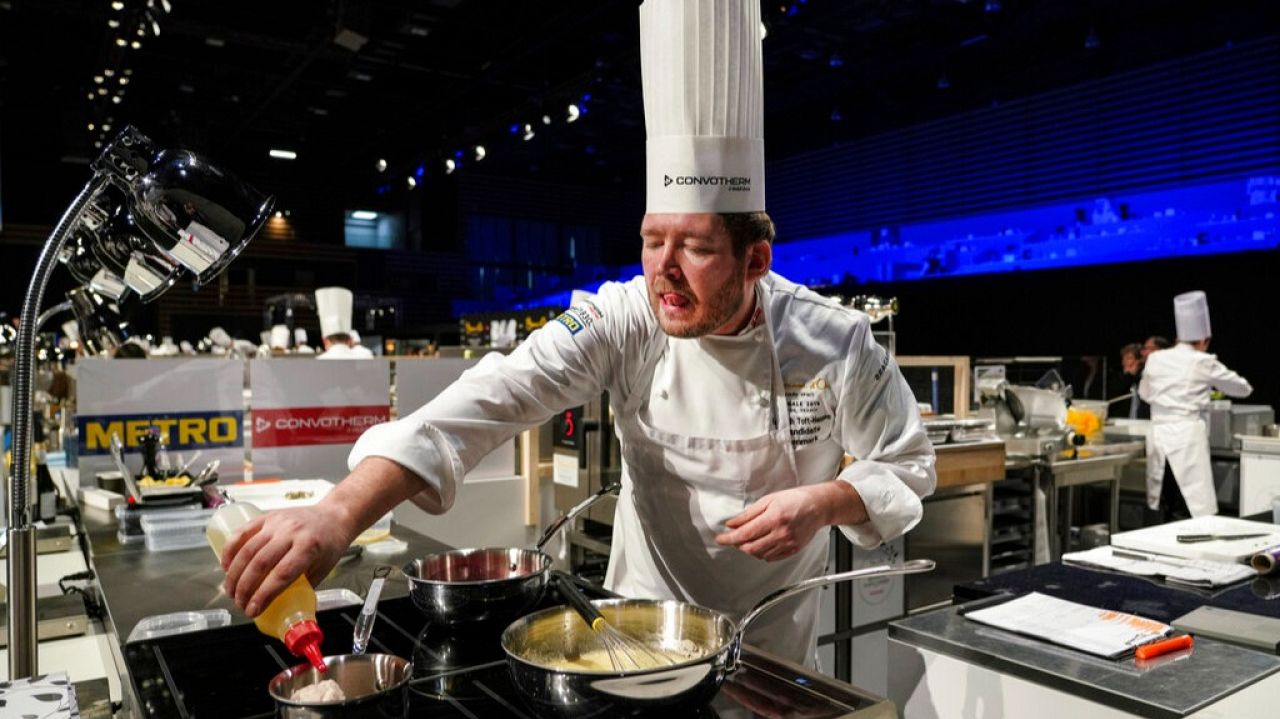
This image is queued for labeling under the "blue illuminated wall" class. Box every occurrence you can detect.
[767,37,1280,284]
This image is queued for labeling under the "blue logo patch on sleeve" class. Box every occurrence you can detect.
[555,311,585,335]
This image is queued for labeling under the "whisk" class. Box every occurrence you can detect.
[554,574,675,672]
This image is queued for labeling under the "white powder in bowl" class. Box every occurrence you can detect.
[290,678,346,703]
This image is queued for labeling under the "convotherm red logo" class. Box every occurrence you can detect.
[252,405,390,448]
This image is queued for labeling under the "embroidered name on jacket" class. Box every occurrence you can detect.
[785,377,834,449]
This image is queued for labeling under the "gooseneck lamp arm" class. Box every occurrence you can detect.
[6,175,110,679]
[6,126,273,679]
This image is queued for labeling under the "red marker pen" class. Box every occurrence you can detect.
[1135,634,1193,661]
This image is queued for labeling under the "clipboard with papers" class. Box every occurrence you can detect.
[962,591,1172,659]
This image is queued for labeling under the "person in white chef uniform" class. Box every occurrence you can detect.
[1140,291,1252,519]
[221,0,934,665]
[315,287,374,359]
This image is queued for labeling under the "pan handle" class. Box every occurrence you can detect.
[535,482,621,551]
[729,558,935,670]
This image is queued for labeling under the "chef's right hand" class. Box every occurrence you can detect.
[221,502,355,617]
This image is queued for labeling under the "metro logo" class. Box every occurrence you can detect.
[78,410,244,455]
[253,405,390,448]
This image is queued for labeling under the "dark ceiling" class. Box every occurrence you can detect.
[2,0,1277,230]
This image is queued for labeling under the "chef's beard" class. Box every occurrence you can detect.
[649,264,748,338]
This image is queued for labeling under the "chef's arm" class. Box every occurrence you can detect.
[1203,357,1252,398]
[347,290,636,513]
[833,320,937,549]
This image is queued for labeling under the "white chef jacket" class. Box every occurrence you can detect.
[349,272,935,662]
[1139,344,1252,515]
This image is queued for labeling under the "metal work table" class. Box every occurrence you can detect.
[888,602,1280,718]
[1008,444,1136,561]
[81,505,450,643]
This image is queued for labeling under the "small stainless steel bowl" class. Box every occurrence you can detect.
[403,548,551,625]
[268,653,411,718]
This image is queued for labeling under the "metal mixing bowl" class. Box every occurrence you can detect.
[268,653,412,718]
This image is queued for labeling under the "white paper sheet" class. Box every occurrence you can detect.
[964,591,1171,658]
[1063,545,1256,588]
[1111,516,1280,563]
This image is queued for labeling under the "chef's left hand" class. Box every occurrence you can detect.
[715,481,866,562]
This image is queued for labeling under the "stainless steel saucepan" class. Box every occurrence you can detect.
[403,483,619,625]
[501,558,935,718]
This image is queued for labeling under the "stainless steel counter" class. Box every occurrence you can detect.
[81,504,450,644]
[890,602,1280,718]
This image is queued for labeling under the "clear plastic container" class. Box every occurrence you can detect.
[127,609,232,643]
[141,508,217,552]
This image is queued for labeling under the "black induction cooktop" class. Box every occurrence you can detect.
[122,576,883,718]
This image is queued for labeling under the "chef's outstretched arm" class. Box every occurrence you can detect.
[222,283,645,615]
[221,456,424,616]
[1203,356,1252,398]
[717,316,935,560]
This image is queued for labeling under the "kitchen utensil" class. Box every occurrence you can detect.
[403,482,618,626]
[267,653,411,719]
[502,559,935,718]
[108,433,142,501]
[352,567,390,656]
[553,572,673,672]
[1177,533,1272,543]
[175,450,202,480]
[193,459,221,487]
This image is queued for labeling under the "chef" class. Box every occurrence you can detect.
[315,287,372,359]
[221,0,934,665]
[1140,291,1252,518]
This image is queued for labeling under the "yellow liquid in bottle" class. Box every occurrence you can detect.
[207,504,318,642]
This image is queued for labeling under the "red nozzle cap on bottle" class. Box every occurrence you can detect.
[283,620,327,673]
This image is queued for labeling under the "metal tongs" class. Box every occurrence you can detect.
[352,566,391,655]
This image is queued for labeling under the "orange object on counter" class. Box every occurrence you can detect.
[1135,634,1194,661]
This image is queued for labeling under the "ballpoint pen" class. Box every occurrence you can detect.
[1135,634,1193,661]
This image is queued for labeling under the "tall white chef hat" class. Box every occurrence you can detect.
[1174,291,1211,342]
[269,324,291,350]
[315,287,354,338]
[640,0,765,213]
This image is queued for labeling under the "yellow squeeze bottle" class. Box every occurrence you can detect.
[207,502,327,672]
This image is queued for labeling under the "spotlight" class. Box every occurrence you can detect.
[274,211,283,219]
[131,40,142,49]
[112,95,122,104]
[375,158,387,172]
[88,123,96,131]
[108,19,120,28]
[269,149,298,160]
[474,145,486,161]
[444,158,456,174]
[566,104,580,123]
[406,176,417,189]
[98,87,109,95]
[111,1,124,10]
[105,69,116,77]
[351,210,378,220]
[94,75,104,84]
[541,115,552,125]
[522,124,535,141]
[119,77,129,85]
[102,123,111,132]
[116,37,127,46]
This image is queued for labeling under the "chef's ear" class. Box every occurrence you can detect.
[744,240,772,282]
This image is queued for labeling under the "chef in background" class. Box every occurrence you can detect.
[221,0,933,666]
[1140,291,1252,518]
[315,287,371,359]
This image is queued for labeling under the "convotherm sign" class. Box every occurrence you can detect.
[252,405,390,448]
[249,358,392,480]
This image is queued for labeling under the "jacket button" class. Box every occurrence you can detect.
[758,393,770,407]
[658,388,669,400]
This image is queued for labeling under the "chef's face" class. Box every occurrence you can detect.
[640,213,769,337]
[1121,352,1141,375]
